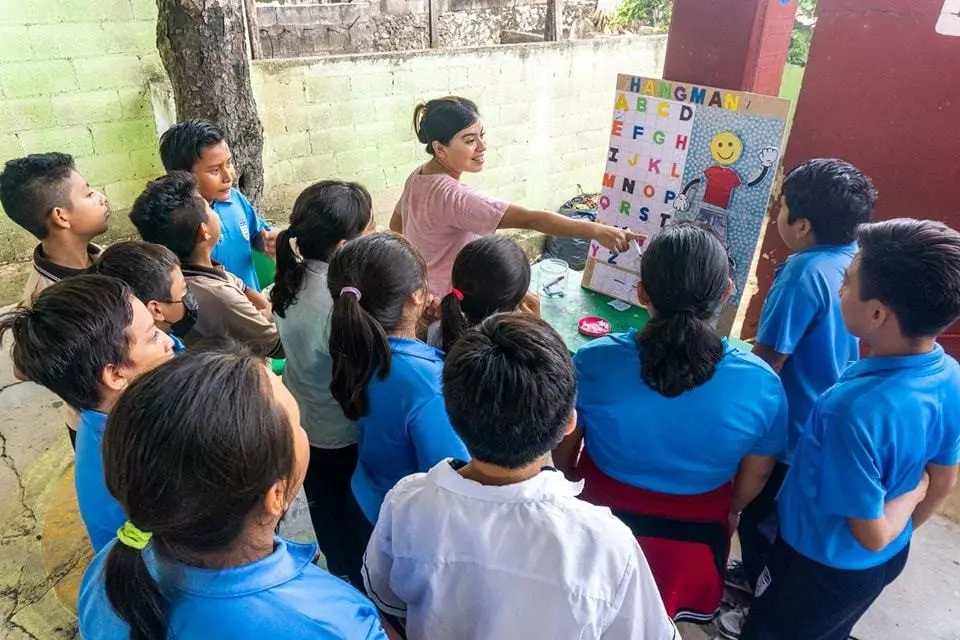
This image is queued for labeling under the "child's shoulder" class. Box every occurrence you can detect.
[574,331,635,364]
[723,345,782,384]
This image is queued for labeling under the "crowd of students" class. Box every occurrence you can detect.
[0,95,958,640]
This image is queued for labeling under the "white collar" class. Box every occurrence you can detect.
[428,459,584,503]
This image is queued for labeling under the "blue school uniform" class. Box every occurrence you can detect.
[211,187,270,291]
[778,345,960,570]
[352,337,469,523]
[757,243,860,464]
[575,331,788,495]
[78,537,388,639]
[75,410,125,551]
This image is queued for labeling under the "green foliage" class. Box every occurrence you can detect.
[789,0,817,67]
[612,0,672,30]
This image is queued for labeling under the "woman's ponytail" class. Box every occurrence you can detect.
[328,291,392,420]
[270,228,304,318]
[635,222,730,398]
[104,539,167,640]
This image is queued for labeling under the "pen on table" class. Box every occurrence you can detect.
[631,238,643,256]
[543,274,566,291]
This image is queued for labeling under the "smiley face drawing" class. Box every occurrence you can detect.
[672,131,779,244]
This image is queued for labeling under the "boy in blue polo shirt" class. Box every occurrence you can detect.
[740,218,960,640]
[159,120,276,291]
[724,159,878,612]
[94,241,199,352]
[0,275,175,550]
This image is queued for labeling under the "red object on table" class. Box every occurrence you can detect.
[577,316,611,338]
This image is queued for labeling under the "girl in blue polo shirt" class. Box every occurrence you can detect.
[555,222,787,623]
[78,349,389,640]
[327,232,469,579]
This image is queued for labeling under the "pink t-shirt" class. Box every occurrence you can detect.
[399,168,509,296]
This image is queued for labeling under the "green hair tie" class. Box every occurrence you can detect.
[117,521,152,550]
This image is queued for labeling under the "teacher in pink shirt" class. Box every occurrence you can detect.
[391,96,638,297]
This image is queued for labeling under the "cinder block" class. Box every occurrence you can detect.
[128,148,163,179]
[350,72,392,100]
[76,152,138,186]
[130,0,158,21]
[0,134,26,165]
[117,87,152,120]
[90,119,156,154]
[334,147,377,176]
[284,105,311,133]
[104,21,156,55]
[311,125,357,156]
[104,178,150,210]
[0,60,78,98]
[352,121,399,148]
[28,24,107,59]
[353,167,386,191]
[51,0,134,23]
[382,161,416,189]
[306,103,333,132]
[291,154,334,183]
[305,75,351,104]
[0,27,34,63]
[73,55,151,91]
[0,97,56,134]
[269,133,313,161]
[52,90,123,126]
[376,140,419,169]
[20,126,94,157]
[264,159,295,187]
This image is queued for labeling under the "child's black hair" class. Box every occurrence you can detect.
[637,222,728,397]
[158,120,226,172]
[271,180,373,318]
[129,171,210,260]
[782,158,877,245]
[443,313,575,469]
[93,241,180,305]
[326,232,426,420]
[101,347,295,640]
[0,275,133,411]
[413,97,479,155]
[856,218,960,338]
[0,152,76,239]
[440,235,530,352]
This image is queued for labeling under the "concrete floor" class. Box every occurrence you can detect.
[1,341,960,639]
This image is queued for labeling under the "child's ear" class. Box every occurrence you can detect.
[198,221,213,243]
[336,239,347,250]
[48,206,71,231]
[636,281,650,306]
[145,300,167,325]
[721,278,735,305]
[797,217,813,239]
[100,363,129,395]
[562,410,578,437]
[263,479,290,518]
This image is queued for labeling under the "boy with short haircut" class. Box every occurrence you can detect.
[0,275,175,550]
[159,120,276,291]
[93,240,199,352]
[740,218,960,640]
[363,313,677,640]
[0,152,110,449]
[129,171,283,359]
[723,159,878,615]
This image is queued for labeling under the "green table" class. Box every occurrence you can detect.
[532,262,751,353]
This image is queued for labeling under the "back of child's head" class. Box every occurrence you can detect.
[100,346,296,639]
[0,152,76,239]
[0,275,133,411]
[440,235,530,352]
[93,241,180,305]
[443,313,575,469]
[158,120,226,172]
[129,171,210,260]
[782,158,877,245]
[326,232,427,420]
[271,180,373,318]
[856,218,960,338]
[413,96,479,155]
[637,222,729,398]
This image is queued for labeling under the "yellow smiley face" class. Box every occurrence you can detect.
[710,131,744,165]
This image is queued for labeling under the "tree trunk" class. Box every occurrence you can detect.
[156,0,265,211]
[544,0,562,41]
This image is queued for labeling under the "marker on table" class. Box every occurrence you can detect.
[542,274,566,297]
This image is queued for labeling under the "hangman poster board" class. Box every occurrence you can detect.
[582,75,791,323]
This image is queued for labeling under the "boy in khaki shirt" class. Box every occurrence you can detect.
[129,171,283,359]
[0,153,110,449]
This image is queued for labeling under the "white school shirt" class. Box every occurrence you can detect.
[363,460,678,640]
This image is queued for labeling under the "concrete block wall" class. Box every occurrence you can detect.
[251,35,668,225]
[0,0,165,269]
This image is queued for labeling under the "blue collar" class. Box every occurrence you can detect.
[146,537,318,597]
[627,327,733,354]
[80,409,108,436]
[776,241,857,273]
[840,344,945,381]
[388,336,444,362]
[210,189,236,207]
